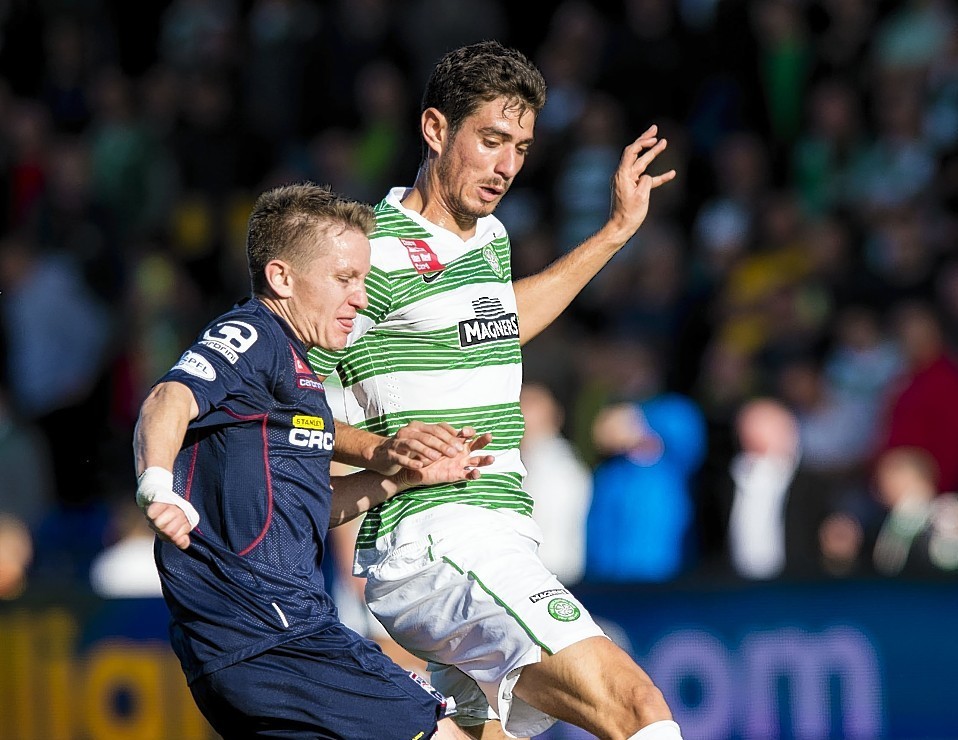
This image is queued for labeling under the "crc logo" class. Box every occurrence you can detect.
[201,321,259,363]
[289,429,334,450]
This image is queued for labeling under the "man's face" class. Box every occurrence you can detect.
[291,226,370,351]
[436,97,535,222]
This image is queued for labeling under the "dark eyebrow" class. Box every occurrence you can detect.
[477,124,534,148]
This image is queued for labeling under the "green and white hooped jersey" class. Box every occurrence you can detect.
[308,188,532,563]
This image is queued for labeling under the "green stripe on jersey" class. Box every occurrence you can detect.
[313,194,532,549]
[352,402,524,451]
[306,234,514,378]
[356,472,531,548]
[338,330,521,386]
[371,201,432,238]
[385,238,513,311]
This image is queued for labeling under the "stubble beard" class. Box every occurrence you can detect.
[437,154,501,223]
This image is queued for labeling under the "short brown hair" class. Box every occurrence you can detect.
[422,40,547,139]
[246,182,375,294]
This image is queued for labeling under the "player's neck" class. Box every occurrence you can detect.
[401,181,477,241]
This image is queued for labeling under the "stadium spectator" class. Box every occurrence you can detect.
[0,514,33,600]
[725,396,867,580]
[0,230,114,505]
[875,300,958,494]
[519,380,592,587]
[0,385,55,529]
[586,386,707,583]
[871,446,958,577]
[89,497,163,598]
[726,397,800,580]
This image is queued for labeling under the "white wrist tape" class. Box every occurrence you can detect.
[627,720,683,739]
[136,466,200,529]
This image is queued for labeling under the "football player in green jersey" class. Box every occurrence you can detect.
[317,41,681,740]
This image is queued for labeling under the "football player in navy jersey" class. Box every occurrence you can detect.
[133,182,492,739]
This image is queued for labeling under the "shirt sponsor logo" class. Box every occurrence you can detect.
[172,350,216,381]
[529,588,569,604]
[459,313,519,346]
[291,347,325,391]
[400,238,444,274]
[292,415,325,430]
[422,269,443,284]
[288,428,334,450]
[200,320,258,363]
[297,376,325,391]
[459,298,518,346]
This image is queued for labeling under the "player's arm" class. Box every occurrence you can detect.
[514,125,676,345]
[333,419,481,475]
[329,432,494,527]
[133,381,201,550]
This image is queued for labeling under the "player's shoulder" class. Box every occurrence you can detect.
[367,208,430,273]
[205,299,278,336]
[195,299,288,363]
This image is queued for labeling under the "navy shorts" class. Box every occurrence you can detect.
[190,624,447,739]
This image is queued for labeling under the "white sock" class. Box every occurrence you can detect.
[627,719,683,739]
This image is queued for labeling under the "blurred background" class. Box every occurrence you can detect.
[0,0,957,737]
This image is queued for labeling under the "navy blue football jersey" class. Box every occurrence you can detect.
[155,298,341,682]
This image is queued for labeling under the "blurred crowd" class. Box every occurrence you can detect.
[1,0,958,602]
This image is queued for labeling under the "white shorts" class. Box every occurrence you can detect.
[362,506,607,738]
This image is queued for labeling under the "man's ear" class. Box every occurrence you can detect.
[421,107,447,156]
[264,259,293,298]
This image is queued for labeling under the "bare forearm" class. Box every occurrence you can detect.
[515,223,626,344]
[329,433,496,526]
[133,382,198,476]
[516,127,676,345]
[333,419,470,475]
[329,470,407,527]
[332,420,389,471]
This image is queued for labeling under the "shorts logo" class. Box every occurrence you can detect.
[201,320,258,363]
[173,350,216,381]
[547,598,581,622]
[408,671,445,704]
[529,588,569,604]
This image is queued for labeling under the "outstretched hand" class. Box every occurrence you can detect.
[372,421,482,474]
[394,432,495,490]
[606,124,676,243]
